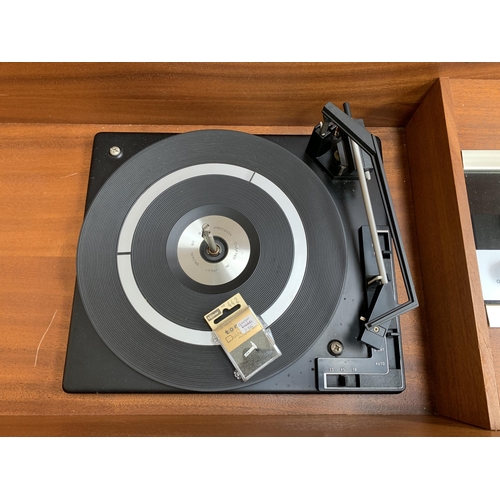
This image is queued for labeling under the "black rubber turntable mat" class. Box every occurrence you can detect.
[77,130,347,391]
[132,178,292,329]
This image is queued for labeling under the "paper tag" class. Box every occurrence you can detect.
[204,293,281,381]
[237,315,258,334]
[205,294,263,353]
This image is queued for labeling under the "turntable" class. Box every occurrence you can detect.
[63,102,418,393]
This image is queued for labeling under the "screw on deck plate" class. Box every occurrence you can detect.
[328,340,344,356]
[109,146,122,157]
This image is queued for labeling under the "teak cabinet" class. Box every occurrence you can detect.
[1,63,500,436]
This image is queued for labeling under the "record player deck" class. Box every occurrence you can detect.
[63,103,418,393]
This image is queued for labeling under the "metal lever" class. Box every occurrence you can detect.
[202,223,219,255]
[350,136,388,285]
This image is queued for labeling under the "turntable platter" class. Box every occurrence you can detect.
[77,130,347,391]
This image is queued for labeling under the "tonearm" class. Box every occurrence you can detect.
[306,102,418,350]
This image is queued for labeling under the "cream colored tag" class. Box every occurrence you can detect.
[204,293,263,353]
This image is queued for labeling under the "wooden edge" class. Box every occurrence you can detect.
[3,63,500,128]
[0,414,497,437]
[405,78,500,430]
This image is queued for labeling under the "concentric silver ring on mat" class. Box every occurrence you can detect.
[124,172,297,345]
[77,130,348,391]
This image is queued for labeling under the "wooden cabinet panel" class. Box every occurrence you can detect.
[1,62,500,127]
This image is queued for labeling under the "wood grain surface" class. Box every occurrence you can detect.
[1,63,500,127]
[450,79,500,150]
[1,415,495,437]
[0,122,433,435]
[405,79,500,430]
[449,79,500,418]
